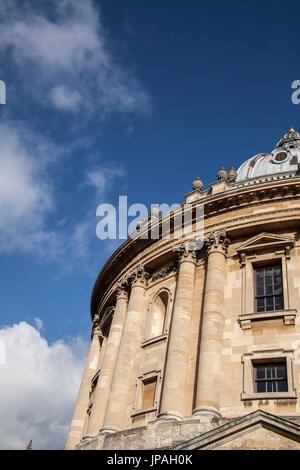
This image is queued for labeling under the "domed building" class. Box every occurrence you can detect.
[66,130,300,450]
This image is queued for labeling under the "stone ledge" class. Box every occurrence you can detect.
[238,309,297,329]
[241,391,297,401]
[141,334,167,348]
[131,406,157,418]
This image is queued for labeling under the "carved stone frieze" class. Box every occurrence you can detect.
[150,262,177,282]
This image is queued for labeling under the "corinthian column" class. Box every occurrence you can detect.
[158,243,198,421]
[101,266,148,433]
[65,317,103,450]
[193,229,229,419]
[85,282,128,436]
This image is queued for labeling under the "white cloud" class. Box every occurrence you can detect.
[0,321,88,450]
[0,0,151,117]
[85,165,125,198]
[0,122,52,230]
[0,120,125,271]
[34,317,43,331]
[58,165,126,274]
[0,121,60,255]
[0,0,146,269]
[49,85,82,113]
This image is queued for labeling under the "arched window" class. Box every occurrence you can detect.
[147,291,169,339]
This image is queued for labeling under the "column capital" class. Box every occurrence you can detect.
[127,265,150,288]
[205,229,230,256]
[114,280,129,301]
[91,313,104,339]
[172,240,200,265]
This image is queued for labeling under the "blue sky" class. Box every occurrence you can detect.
[0,0,300,448]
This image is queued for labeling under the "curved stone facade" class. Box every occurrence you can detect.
[66,131,300,450]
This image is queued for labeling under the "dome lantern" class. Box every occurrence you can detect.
[236,129,300,182]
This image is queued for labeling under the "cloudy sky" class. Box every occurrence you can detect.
[0,0,300,450]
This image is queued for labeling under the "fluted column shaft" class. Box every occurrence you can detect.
[159,246,197,420]
[193,230,229,418]
[101,267,148,433]
[65,323,103,450]
[85,285,128,436]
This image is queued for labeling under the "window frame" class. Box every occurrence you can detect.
[142,288,173,347]
[254,262,284,313]
[253,361,288,393]
[241,349,297,401]
[131,370,162,417]
[238,249,296,329]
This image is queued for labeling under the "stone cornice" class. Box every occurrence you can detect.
[90,177,300,320]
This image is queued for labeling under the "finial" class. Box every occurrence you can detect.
[289,128,296,134]
[217,167,227,181]
[192,177,203,191]
[227,167,237,183]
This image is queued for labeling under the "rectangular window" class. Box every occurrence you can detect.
[254,264,283,312]
[253,362,288,393]
[141,377,157,409]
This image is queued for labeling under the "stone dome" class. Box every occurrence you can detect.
[237,129,300,182]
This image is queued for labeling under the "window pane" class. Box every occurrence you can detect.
[274,284,282,294]
[265,276,273,285]
[274,273,281,283]
[257,298,264,307]
[276,366,286,378]
[274,296,283,310]
[278,381,288,392]
[257,381,266,393]
[256,367,265,379]
[257,287,264,296]
[256,270,263,279]
[266,285,273,295]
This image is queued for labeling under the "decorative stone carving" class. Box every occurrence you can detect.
[227,167,237,182]
[192,177,203,191]
[151,262,177,282]
[217,167,227,180]
[172,240,201,264]
[114,280,129,300]
[92,312,104,339]
[127,265,150,287]
[205,229,230,255]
